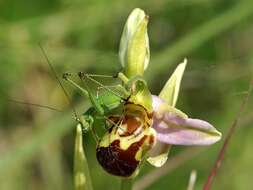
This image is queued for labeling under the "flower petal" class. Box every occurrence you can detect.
[154,117,221,145]
[152,95,187,119]
[147,151,169,167]
[147,142,171,167]
[147,95,184,167]
[152,95,222,145]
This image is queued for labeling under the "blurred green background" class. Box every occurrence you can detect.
[1,0,253,190]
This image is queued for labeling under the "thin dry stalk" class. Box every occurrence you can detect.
[203,79,253,190]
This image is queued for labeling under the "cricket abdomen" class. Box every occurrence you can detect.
[96,136,147,177]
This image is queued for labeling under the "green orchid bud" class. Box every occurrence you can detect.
[119,8,150,77]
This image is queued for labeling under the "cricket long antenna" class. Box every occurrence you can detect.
[38,43,78,120]
[8,99,62,112]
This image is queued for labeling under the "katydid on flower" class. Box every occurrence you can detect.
[62,71,156,177]
[18,8,157,179]
[61,8,159,178]
[36,43,156,178]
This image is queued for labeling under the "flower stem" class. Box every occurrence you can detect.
[120,178,133,190]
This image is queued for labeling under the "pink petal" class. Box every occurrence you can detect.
[152,95,222,146]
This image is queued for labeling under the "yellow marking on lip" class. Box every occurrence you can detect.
[99,126,156,162]
[98,101,155,165]
[124,103,152,126]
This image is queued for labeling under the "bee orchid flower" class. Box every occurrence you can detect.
[119,8,222,168]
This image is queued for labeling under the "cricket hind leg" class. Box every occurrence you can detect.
[95,84,129,101]
[63,72,125,115]
[62,72,89,97]
[63,71,130,100]
[76,72,129,84]
[78,72,130,101]
[63,72,105,116]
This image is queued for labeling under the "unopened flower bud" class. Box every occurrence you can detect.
[119,8,150,77]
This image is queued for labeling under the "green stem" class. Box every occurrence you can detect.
[120,178,133,190]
